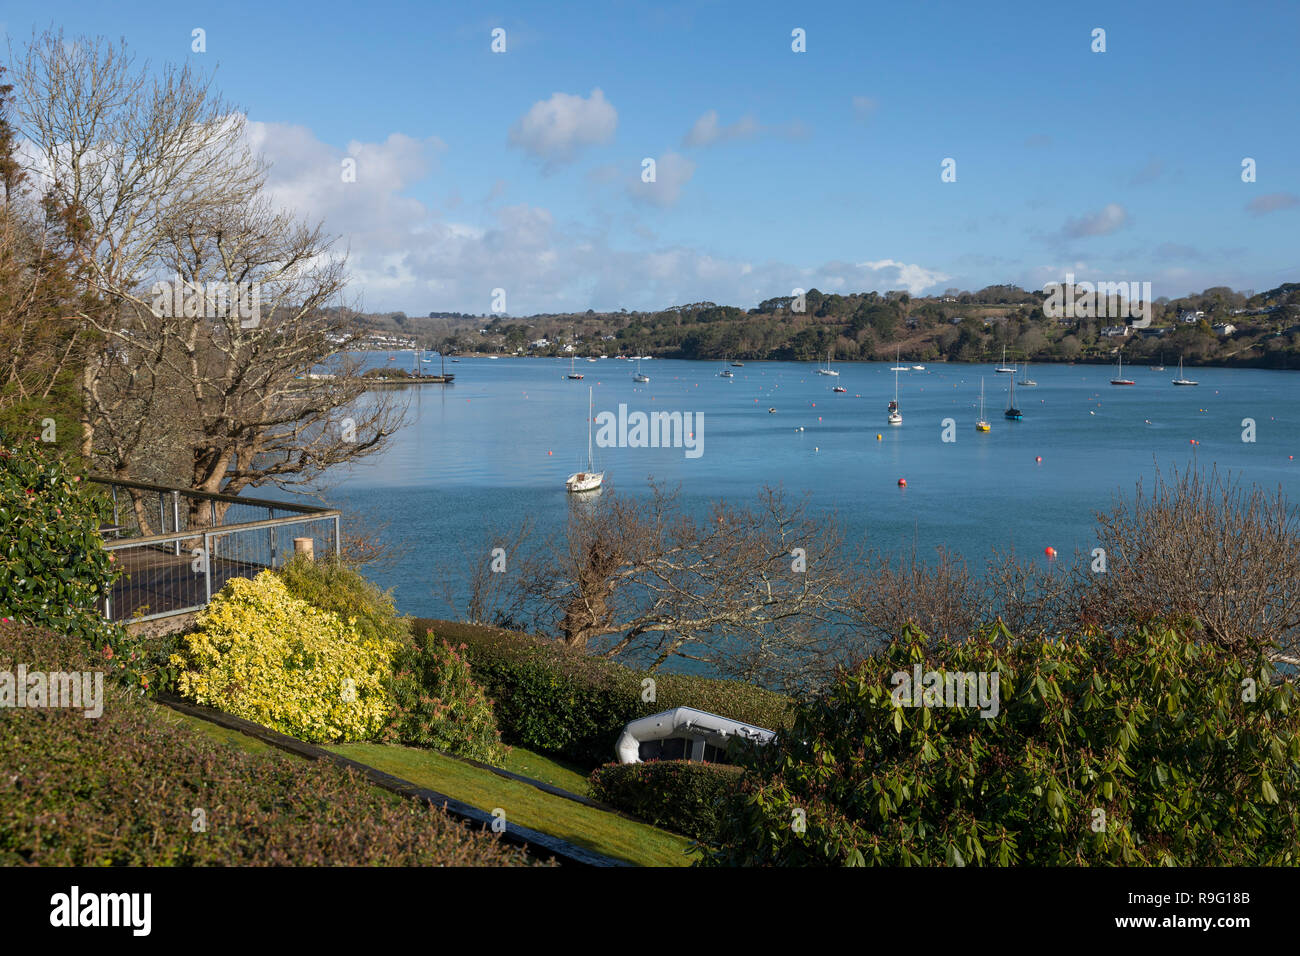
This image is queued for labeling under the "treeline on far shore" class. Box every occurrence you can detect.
[343,281,1300,370]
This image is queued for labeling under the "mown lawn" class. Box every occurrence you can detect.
[329,742,699,867]
[499,748,592,796]
[154,704,693,866]
[152,704,278,756]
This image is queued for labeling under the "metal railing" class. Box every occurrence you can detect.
[91,477,341,623]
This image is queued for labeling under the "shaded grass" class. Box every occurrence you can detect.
[151,704,278,756]
[329,742,698,867]
[500,747,592,796]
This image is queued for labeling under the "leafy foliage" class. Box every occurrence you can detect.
[0,436,119,641]
[589,761,744,841]
[383,630,508,764]
[704,624,1300,866]
[276,554,408,646]
[0,619,538,866]
[417,618,792,767]
[172,571,396,742]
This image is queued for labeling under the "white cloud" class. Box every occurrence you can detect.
[1062,203,1129,238]
[508,88,617,165]
[241,121,948,314]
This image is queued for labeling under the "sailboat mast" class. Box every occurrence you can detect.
[587,386,594,470]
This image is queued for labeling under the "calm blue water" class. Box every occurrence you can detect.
[311,354,1300,619]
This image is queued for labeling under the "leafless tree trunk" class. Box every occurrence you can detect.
[509,483,847,689]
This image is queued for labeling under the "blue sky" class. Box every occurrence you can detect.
[4,0,1298,313]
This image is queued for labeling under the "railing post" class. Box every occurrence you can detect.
[172,490,181,556]
[268,508,276,567]
[111,485,119,527]
[334,514,341,557]
[159,492,166,536]
[204,532,213,605]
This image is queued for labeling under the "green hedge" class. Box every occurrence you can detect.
[413,618,793,767]
[0,619,538,866]
[589,761,744,841]
[704,623,1300,866]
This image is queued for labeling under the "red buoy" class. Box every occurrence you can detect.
[898,478,907,487]
[1045,547,1057,559]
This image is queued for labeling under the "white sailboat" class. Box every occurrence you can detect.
[566,387,604,493]
[817,348,839,376]
[888,365,902,425]
[976,377,990,431]
[1018,361,1037,387]
[996,347,1015,373]
[1110,351,1135,385]
[891,347,908,371]
[633,357,649,383]
[566,353,584,380]
[1172,354,1199,386]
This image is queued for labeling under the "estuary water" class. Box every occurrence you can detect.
[312,354,1300,620]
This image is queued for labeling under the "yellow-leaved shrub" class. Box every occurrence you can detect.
[172,571,397,742]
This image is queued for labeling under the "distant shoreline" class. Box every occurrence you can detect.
[352,351,1299,372]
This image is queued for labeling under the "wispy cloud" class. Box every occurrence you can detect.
[1129,158,1165,185]
[627,151,696,207]
[682,109,808,147]
[1062,203,1129,238]
[850,96,877,122]
[1246,192,1299,215]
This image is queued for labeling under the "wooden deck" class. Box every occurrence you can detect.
[107,546,269,621]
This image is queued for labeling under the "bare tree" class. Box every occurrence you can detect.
[511,483,846,689]
[444,517,534,630]
[1072,465,1300,662]
[12,31,403,523]
[840,546,982,651]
